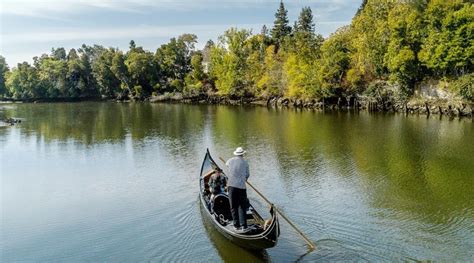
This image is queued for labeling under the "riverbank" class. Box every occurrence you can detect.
[2,94,472,119]
[0,96,106,104]
[2,80,472,119]
[149,79,474,118]
[148,93,473,119]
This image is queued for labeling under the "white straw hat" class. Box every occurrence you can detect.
[233,147,246,156]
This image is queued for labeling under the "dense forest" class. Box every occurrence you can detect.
[0,0,472,103]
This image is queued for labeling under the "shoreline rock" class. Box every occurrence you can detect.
[1,118,22,126]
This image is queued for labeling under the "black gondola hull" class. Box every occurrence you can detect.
[199,194,279,250]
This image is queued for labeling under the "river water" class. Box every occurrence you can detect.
[1,102,473,262]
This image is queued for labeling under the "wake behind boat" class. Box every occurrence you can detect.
[199,149,280,250]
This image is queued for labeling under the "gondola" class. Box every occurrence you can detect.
[199,149,280,250]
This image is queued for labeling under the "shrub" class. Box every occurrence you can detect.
[450,73,474,101]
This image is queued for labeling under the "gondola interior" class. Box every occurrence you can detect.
[202,170,268,234]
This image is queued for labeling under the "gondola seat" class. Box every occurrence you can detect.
[212,194,233,225]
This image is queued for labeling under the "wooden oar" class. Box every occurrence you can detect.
[219,156,316,251]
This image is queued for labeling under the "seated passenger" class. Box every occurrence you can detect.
[209,168,227,197]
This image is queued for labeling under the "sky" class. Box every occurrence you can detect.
[0,0,361,67]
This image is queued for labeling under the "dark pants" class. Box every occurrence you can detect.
[228,186,248,228]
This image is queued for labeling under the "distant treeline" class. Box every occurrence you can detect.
[0,0,472,102]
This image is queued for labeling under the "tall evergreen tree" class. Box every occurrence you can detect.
[261,24,268,36]
[129,40,136,50]
[296,7,314,33]
[260,24,272,47]
[355,0,368,16]
[271,1,292,45]
[292,21,298,35]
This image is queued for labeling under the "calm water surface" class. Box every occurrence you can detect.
[1,102,473,262]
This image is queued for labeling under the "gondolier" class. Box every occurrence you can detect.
[226,147,250,231]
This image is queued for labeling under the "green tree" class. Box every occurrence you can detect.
[284,52,320,99]
[256,45,285,97]
[190,52,205,81]
[318,26,352,96]
[245,34,270,96]
[92,48,122,97]
[184,52,205,95]
[78,49,98,97]
[355,0,368,17]
[0,56,9,97]
[451,73,473,101]
[155,34,197,92]
[51,47,67,61]
[283,6,323,98]
[287,7,323,62]
[126,50,156,97]
[295,7,314,33]
[6,62,41,99]
[350,0,394,81]
[66,48,82,97]
[210,28,252,96]
[36,54,68,97]
[79,44,107,65]
[129,40,137,50]
[126,42,159,98]
[271,1,292,46]
[111,51,131,96]
[419,1,473,76]
[385,3,424,94]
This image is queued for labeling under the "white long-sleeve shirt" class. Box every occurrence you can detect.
[226,156,250,189]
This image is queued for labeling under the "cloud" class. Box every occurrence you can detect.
[2,23,267,45]
[1,0,360,17]
[1,0,139,17]
[2,19,351,46]
[0,23,264,66]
